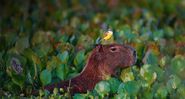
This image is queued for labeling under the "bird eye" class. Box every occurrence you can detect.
[110,47,118,52]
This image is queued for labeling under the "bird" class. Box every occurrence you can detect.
[102,30,113,40]
[95,30,113,44]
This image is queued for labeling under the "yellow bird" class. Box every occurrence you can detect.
[103,30,113,40]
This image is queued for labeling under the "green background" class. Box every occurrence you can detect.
[0,0,185,98]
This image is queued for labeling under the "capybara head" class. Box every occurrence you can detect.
[90,44,137,74]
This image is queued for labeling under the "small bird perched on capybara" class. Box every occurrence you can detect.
[32,44,137,95]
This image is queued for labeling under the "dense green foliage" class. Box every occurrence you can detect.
[0,0,185,98]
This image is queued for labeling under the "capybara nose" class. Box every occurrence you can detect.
[133,49,137,63]
[133,50,137,58]
[126,45,137,65]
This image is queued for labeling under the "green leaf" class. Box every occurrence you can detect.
[95,81,110,97]
[15,36,29,53]
[140,64,157,85]
[114,93,129,99]
[74,50,85,70]
[167,75,181,93]
[122,25,137,42]
[144,51,158,65]
[108,77,121,93]
[177,85,185,98]
[59,34,69,43]
[31,31,49,46]
[155,85,168,98]
[11,74,25,89]
[33,43,52,58]
[3,81,21,94]
[117,83,125,94]
[73,94,86,99]
[53,88,59,96]
[57,51,69,64]
[5,33,18,48]
[120,68,135,82]
[77,35,94,50]
[56,64,68,80]
[40,69,52,86]
[123,81,140,96]
[152,29,164,41]
[164,26,174,38]
[47,56,60,71]
[170,55,185,79]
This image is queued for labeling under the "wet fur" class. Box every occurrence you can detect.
[32,44,136,95]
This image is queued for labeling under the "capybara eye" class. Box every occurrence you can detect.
[110,47,118,52]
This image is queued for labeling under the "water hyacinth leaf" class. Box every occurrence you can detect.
[40,69,52,86]
[69,35,77,45]
[95,81,110,96]
[114,93,129,99]
[56,64,69,80]
[23,48,36,61]
[117,83,126,94]
[159,56,167,68]
[15,36,29,53]
[31,31,49,46]
[5,33,18,48]
[152,66,164,82]
[11,74,25,88]
[120,68,135,82]
[177,85,185,98]
[33,43,52,58]
[139,79,150,88]
[73,94,86,99]
[47,56,60,71]
[135,43,146,60]
[164,26,174,38]
[4,81,21,94]
[53,88,59,95]
[57,51,69,64]
[123,81,140,96]
[152,29,164,41]
[31,53,42,74]
[0,36,6,51]
[170,55,185,79]
[142,90,153,99]
[122,25,137,42]
[59,34,69,43]
[140,27,150,41]
[167,75,181,93]
[114,30,124,44]
[143,51,158,65]
[155,85,168,98]
[74,50,85,70]
[108,77,121,93]
[140,64,157,85]
[77,35,94,50]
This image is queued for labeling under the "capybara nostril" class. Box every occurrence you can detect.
[133,49,137,64]
[133,50,137,58]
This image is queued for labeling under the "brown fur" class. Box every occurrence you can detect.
[32,44,136,95]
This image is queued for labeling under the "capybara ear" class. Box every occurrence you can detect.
[96,45,104,52]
